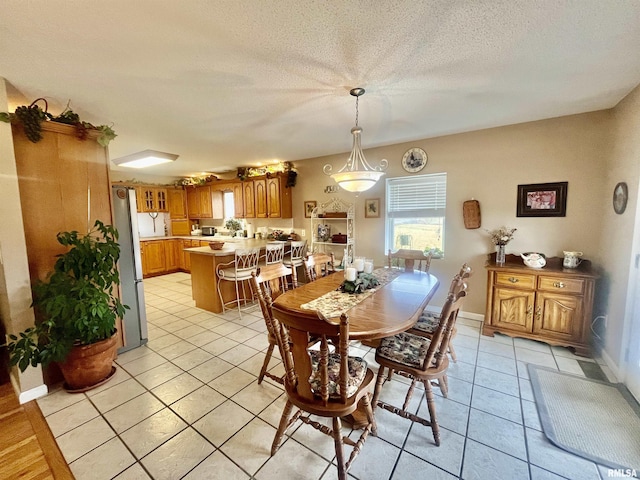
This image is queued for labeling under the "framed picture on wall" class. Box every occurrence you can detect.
[365,198,380,218]
[304,200,317,218]
[517,182,568,217]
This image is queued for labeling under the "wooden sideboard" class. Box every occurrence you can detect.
[483,254,598,356]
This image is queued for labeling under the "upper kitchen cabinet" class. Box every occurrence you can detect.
[168,187,187,219]
[137,186,168,213]
[233,181,245,218]
[186,185,223,219]
[254,173,292,218]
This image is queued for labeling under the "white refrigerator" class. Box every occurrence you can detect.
[112,185,148,352]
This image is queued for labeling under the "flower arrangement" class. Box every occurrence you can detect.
[340,273,380,294]
[487,226,517,246]
[269,229,289,241]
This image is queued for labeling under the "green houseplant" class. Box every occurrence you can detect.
[7,220,127,390]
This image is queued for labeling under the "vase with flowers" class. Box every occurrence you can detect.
[487,226,517,265]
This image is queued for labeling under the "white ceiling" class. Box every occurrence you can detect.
[2,1,640,178]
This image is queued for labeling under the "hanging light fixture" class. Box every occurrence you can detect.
[323,88,388,193]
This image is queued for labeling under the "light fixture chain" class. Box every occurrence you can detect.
[355,95,359,127]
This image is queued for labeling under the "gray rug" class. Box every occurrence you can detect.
[529,365,640,470]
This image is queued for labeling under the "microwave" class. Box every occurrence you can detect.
[201,226,217,236]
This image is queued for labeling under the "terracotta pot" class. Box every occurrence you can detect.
[58,332,117,391]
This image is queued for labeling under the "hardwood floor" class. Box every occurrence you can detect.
[0,382,73,480]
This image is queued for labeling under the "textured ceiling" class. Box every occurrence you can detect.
[2,0,640,177]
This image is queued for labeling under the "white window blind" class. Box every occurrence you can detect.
[387,173,447,218]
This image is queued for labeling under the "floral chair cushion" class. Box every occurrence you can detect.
[308,351,368,398]
[412,311,441,334]
[377,332,432,369]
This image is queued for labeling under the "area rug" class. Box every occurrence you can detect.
[529,365,640,470]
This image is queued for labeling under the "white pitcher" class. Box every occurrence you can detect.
[563,251,583,268]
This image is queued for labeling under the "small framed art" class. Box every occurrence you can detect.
[613,182,628,214]
[304,200,317,218]
[516,182,568,217]
[365,198,380,218]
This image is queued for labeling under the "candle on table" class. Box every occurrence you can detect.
[345,267,357,282]
[364,259,374,274]
[354,258,365,272]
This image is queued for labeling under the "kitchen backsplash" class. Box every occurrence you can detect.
[138,212,170,237]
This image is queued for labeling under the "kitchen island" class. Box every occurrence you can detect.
[186,239,290,313]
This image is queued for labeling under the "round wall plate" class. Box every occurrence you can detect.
[613,181,628,214]
[402,148,428,173]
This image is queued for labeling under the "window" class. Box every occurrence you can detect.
[386,173,447,256]
[223,191,235,219]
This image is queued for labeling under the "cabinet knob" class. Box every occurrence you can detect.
[553,281,565,288]
[508,277,519,283]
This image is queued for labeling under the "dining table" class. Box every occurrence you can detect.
[272,268,440,428]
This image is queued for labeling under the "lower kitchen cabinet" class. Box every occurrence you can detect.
[141,240,166,276]
[483,254,598,356]
[164,239,180,272]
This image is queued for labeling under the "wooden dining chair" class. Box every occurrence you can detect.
[371,285,468,446]
[409,263,472,362]
[388,248,432,273]
[270,305,376,480]
[251,263,298,385]
[303,252,336,282]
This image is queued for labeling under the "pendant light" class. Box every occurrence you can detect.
[323,88,388,193]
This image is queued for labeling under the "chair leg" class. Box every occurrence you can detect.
[403,377,418,411]
[332,417,347,480]
[439,374,449,398]
[217,277,227,315]
[361,392,377,436]
[448,343,457,363]
[258,342,275,384]
[371,366,387,411]
[271,399,294,455]
[422,380,440,446]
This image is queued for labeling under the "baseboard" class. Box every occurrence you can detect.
[424,305,484,323]
[10,376,48,404]
[600,348,623,383]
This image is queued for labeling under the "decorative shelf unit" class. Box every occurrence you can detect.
[310,198,354,268]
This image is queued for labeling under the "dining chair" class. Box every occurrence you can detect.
[250,263,298,385]
[388,248,432,273]
[371,284,468,447]
[264,241,285,265]
[216,247,260,318]
[409,263,472,363]
[270,305,376,480]
[303,252,336,282]
[283,240,307,269]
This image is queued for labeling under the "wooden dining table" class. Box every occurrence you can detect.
[272,268,440,340]
[271,268,439,428]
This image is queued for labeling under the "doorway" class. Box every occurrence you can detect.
[624,179,640,402]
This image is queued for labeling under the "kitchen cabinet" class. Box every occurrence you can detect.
[168,187,187,219]
[137,186,168,213]
[140,240,166,276]
[253,173,292,218]
[243,181,255,218]
[186,185,223,219]
[164,239,180,272]
[233,181,245,218]
[483,255,597,356]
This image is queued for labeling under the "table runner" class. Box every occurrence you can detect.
[301,268,401,318]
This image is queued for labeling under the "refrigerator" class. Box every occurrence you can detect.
[112,185,148,353]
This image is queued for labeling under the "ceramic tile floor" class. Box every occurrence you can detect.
[36,272,619,480]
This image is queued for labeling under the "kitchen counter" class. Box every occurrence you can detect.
[187,239,292,313]
[139,235,241,242]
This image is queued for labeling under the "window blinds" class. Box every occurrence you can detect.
[387,173,447,218]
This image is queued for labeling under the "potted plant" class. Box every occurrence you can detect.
[6,220,127,391]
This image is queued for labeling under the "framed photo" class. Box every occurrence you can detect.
[613,182,628,214]
[517,182,568,217]
[304,200,317,218]
[365,198,380,218]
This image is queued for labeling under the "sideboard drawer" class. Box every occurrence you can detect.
[538,276,584,294]
[495,272,536,289]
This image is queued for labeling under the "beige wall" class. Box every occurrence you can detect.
[599,84,640,369]
[0,78,44,393]
[292,111,612,317]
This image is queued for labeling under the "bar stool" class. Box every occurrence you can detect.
[216,247,260,317]
[283,240,306,284]
[264,242,285,265]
